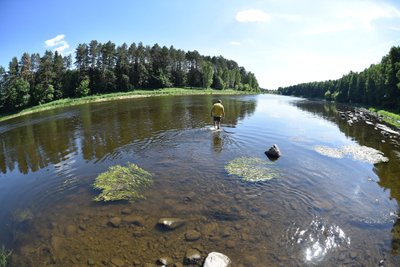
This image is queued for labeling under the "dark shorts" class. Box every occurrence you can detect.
[213,116,221,122]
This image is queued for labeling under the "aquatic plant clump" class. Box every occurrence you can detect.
[0,245,12,267]
[93,163,153,202]
[314,145,389,164]
[225,157,279,182]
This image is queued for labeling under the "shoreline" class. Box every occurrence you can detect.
[0,88,256,123]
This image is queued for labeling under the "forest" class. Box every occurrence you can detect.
[0,41,260,114]
[277,46,400,112]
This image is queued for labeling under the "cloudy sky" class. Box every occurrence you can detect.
[1,0,399,89]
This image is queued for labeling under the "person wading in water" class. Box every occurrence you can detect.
[210,99,225,130]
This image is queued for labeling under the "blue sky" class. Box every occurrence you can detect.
[1,0,400,89]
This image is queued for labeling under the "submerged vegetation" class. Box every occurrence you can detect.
[225,157,280,182]
[93,163,153,202]
[0,245,12,267]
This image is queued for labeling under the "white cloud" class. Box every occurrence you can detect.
[236,9,270,23]
[229,41,241,46]
[44,34,70,55]
[45,34,66,47]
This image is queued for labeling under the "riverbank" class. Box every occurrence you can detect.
[0,88,256,123]
[368,108,400,128]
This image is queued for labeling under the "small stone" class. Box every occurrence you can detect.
[185,230,201,241]
[123,215,145,226]
[221,228,230,237]
[226,240,235,248]
[121,208,132,215]
[157,218,185,230]
[64,225,77,236]
[203,252,231,267]
[184,248,202,265]
[132,229,144,237]
[87,258,95,265]
[108,217,122,228]
[110,257,125,267]
[338,253,346,261]
[350,252,358,259]
[157,257,173,265]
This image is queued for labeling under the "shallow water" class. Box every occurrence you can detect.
[0,94,399,266]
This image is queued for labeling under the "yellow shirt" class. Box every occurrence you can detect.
[212,103,225,117]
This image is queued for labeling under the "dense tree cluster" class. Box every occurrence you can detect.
[278,46,400,112]
[0,41,259,114]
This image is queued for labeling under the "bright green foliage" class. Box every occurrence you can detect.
[225,157,279,182]
[0,245,12,267]
[93,163,153,202]
[202,61,214,88]
[75,76,90,97]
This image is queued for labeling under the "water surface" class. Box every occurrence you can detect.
[0,94,399,266]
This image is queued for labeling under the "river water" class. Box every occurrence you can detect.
[0,94,399,266]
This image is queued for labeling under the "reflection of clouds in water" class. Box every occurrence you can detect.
[314,144,389,164]
[289,217,350,263]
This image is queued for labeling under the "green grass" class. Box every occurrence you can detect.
[0,88,255,123]
[369,108,400,127]
[0,245,11,267]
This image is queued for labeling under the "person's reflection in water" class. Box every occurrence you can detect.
[212,132,223,153]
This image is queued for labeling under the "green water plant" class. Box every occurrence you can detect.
[225,157,280,182]
[0,245,12,267]
[12,208,33,223]
[93,162,153,202]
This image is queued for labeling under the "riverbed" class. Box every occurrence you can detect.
[0,94,399,266]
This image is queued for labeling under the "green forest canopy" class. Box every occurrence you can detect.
[277,46,400,112]
[0,41,260,114]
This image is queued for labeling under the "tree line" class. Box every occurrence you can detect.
[0,41,260,114]
[277,46,400,112]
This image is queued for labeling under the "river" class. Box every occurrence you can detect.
[0,94,399,266]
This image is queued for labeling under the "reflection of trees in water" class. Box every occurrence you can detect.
[0,111,77,174]
[0,95,256,175]
[292,99,400,256]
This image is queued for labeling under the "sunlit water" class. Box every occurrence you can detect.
[0,94,399,266]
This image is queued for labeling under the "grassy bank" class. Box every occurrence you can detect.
[368,108,400,128]
[0,88,255,123]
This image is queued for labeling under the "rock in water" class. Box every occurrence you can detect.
[184,249,202,265]
[203,252,231,267]
[265,144,281,159]
[157,218,185,230]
